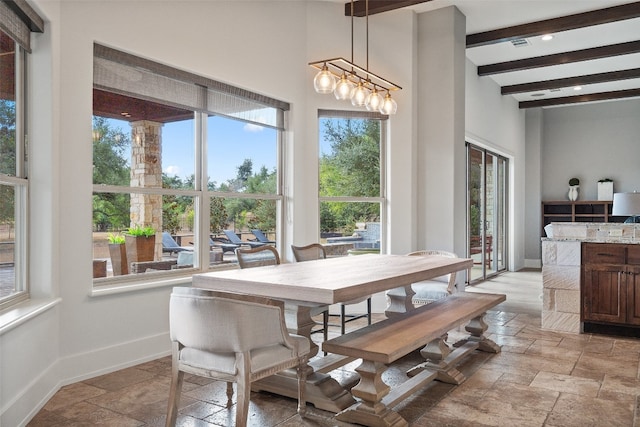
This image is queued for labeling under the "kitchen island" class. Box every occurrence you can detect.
[542,222,640,334]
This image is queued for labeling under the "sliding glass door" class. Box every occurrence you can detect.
[467,143,507,282]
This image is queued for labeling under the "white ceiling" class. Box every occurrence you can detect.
[326,0,640,108]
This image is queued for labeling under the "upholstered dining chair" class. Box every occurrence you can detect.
[166,287,310,427]
[235,245,280,269]
[407,250,459,306]
[291,243,372,335]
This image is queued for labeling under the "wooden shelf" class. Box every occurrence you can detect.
[541,200,625,236]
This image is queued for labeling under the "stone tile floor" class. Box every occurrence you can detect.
[27,270,640,426]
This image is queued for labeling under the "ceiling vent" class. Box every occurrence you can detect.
[511,38,530,47]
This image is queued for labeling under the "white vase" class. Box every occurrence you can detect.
[568,185,579,201]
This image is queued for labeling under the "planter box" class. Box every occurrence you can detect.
[125,235,156,263]
[108,243,128,276]
[598,181,614,201]
[93,260,107,278]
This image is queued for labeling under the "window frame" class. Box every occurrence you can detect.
[92,47,286,286]
[317,109,387,251]
[0,35,29,310]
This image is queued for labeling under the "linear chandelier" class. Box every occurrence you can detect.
[309,0,401,115]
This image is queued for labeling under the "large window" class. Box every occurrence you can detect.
[92,45,285,283]
[0,28,28,308]
[318,110,386,253]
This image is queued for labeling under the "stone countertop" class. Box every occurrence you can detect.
[543,222,640,244]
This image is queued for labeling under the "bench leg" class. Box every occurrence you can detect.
[455,314,501,354]
[336,359,408,427]
[407,335,468,385]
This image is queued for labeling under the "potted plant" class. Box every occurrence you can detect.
[124,225,156,263]
[598,178,613,201]
[568,178,579,201]
[107,233,128,276]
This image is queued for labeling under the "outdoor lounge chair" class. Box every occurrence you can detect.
[223,229,266,248]
[250,229,276,244]
[162,232,193,256]
[209,237,241,254]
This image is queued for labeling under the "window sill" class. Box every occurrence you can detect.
[90,263,237,297]
[0,297,62,336]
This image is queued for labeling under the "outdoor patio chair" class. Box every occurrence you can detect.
[223,229,266,249]
[250,229,276,244]
[235,245,280,269]
[166,287,309,427]
[162,232,193,256]
[292,243,371,336]
[407,250,459,306]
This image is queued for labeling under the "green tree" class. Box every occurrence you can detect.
[92,116,131,230]
[0,100,16,228]
[319,118,381,232]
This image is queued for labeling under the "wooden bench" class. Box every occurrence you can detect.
[322,292,506,427]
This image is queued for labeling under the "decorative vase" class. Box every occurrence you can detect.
[597,181,613,201]
[568,185,579,201]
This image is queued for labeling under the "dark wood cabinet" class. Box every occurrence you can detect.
[582,243,640,334]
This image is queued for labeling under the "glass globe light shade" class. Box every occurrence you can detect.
[334,73,355,100]
[365,90,384,112]
[380,93,398,115]
[350,81,369,107]
[313,65,337,94]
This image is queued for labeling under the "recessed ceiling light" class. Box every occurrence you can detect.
[541,34,554,41]
[574,86,582,91]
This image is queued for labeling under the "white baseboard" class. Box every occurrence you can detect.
[3,332,170,427]
[524,258,542,269]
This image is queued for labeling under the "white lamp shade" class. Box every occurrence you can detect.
[612,192,640,216]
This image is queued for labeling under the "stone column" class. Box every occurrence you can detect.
[130,120,163,260]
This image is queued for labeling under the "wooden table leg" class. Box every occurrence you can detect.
[253,302,356,412]
[336,359,408,427]
[385,285,415,318]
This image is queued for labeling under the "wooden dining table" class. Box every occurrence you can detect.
[192,253,473,412]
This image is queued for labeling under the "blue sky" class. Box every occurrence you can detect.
[108,115,277,186]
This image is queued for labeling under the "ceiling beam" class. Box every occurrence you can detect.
[502,68,640,95]
[467,2,640,48]
[519,88,640,108]
[478,40,640,76]
[345,0,432,17]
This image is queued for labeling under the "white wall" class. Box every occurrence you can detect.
[1,2,527,425]
[541,99,640,200]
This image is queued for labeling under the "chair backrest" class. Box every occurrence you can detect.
[291,243,326,262]
[235,245,281,269]
[407,250,458,291]
[223,230,243,244]
[162,232,179,248]
[169,287,290,353]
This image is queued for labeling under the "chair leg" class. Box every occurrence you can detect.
[323,309,329,356]
[297,360,308,417]
[341,304,346,335]
[166,345,185,427]
[225,382,234,407]
[235,352,251,427]
[367,297,372,326]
